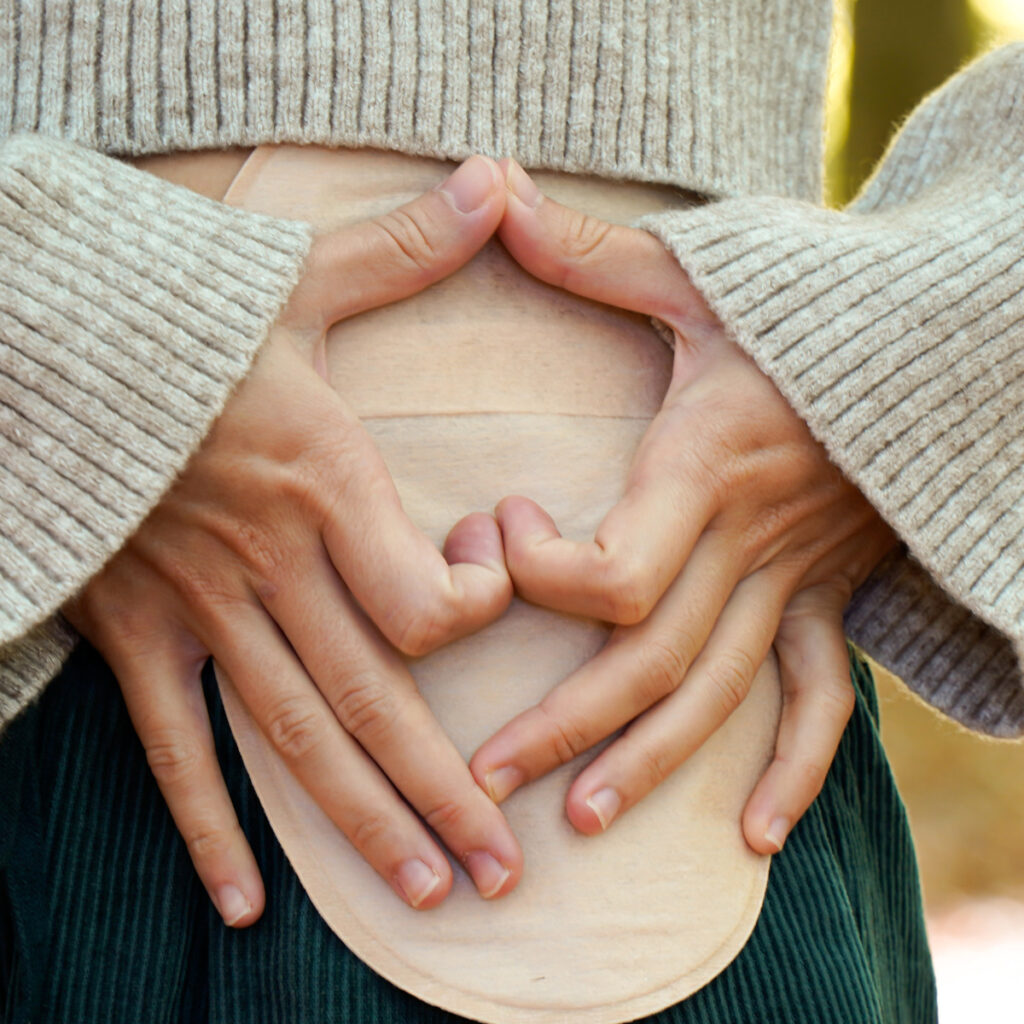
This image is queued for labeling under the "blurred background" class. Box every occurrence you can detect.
[828,0,1024,204]
[826,1,1024,1018]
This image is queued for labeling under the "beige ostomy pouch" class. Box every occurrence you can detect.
[217,146,781,1024]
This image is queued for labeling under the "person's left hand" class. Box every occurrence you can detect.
[470,162,897,854]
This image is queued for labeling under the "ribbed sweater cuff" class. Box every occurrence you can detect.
[639,50,1024,734]
[640,189,1024,734]
[844,549,1024,736]
[0,134,312,725]
[0,616,78,731]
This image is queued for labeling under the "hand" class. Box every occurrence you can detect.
[64,157,523,925]
[470,162,897,853]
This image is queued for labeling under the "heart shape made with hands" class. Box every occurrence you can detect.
[217,145,781,1024]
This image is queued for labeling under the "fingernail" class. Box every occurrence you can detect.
[468,519,506,575]
[585,787,622,831]
[216,883,252,926]
[485,765,524,803]
[438,156,496,213]
[764,816,791,852]
[505,160,543,209]
[395,858,443,908]
[464,851,512,899]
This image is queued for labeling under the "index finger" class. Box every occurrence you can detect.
[470,533,747,799]
[495,403,718,624]
[257,544,524,899]
[308,405,513,655]
[496,159,716,335]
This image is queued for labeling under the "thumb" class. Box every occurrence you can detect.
[496,159,698,324]
[310,155,507,325]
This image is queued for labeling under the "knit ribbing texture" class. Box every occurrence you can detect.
[2,2,1024,739]
[641,44,1024,735]
[0,134,312,728]
[0,0,834,731]
[0,0,830,201]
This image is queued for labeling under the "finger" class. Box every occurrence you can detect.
[495,413,717,624]
[316,155,507,324]
[256,547,523,899]
[209,611,455,909]
[741,585,854,855]
[110,637,265,927]
[203,334,512,655]
[203,598,520,907]
[317,418,513,656]
[443,511,507,568]
[497,159,717,335]
[470,535,745,800]
[560,569,788,836]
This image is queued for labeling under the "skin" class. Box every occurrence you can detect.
[64,154,895,926]
[469,161,898,856]
[64,156,524,924]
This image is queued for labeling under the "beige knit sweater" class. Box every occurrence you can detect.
[2,0,1024,737]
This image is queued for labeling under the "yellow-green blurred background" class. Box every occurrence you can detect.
[830,0,1024,911]
[829,0,1024,205]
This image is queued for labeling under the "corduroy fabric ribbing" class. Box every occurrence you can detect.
[0,646,936,1024]
[0,0,830,201]
[641,42,1024,736]
[0,133,313,728]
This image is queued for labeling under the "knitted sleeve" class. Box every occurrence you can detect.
[0,133,312,730]
[639,43,1024,737]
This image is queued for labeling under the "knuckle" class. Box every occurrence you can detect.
[536,702,591,766]
[145,729,204,787]
[560,212,613,267]
[747,503,790,551]
[264,698,325,760]
[823,575,856,609]
[635,638,690,701]
[788,757,830,799]
[816,680,856,723]
[331,674,401,742]
[636,742,673,792]
[674,430,727,499]
[349,811,393,857]
[705,649,756,717]
[185,824,235,862]
[225,521,289,589]
[781,670,856,726]
[391,598,455,656]
[600,559,657,624]
[172,561,246,614]
[422,799,467,836]
[294,449,357,533]
[299,438,400,543]
[373,208,440,274]
[99,608,165,659]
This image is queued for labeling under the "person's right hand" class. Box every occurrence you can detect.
[63,156,523,925]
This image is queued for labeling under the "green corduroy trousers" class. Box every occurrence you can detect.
[0,643,937,1024]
